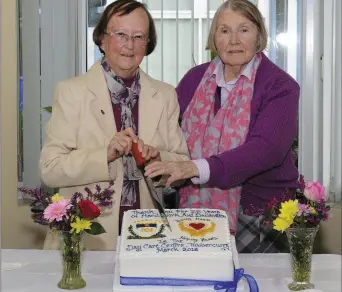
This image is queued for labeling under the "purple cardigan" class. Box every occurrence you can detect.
[176,53,300,214]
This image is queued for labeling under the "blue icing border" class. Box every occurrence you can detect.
[120,268,259,292]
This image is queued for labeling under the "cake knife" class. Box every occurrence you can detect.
[131,143,172,231]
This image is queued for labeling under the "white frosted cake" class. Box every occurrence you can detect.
[118,208,235,287]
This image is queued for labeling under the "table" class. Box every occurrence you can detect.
[1,249,341,292]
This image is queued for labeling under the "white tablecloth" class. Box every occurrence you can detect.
[1,249,341,292]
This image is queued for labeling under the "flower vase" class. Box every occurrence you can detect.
[58,231,86,290]
[285,226,319,291]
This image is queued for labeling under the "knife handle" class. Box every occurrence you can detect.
[132,143,162,183]
[131,142,146,167]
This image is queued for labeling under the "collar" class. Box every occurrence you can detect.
[211,54,257,87]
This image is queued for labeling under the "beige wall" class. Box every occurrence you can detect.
[315,204,342,254]
[0,0,2,249]
[0,0,341,253]
[1,0,46,249]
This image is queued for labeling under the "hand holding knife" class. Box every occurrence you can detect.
[131,142,172,231]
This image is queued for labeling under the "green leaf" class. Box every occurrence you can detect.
[85,222,106,235]
[43,106,52,113]
[75,205,82,217]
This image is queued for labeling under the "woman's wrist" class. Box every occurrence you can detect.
[191,159,210,185]
[188,161,200,178]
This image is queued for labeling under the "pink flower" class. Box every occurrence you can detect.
[304,181,326,202]
[43,199,71,222]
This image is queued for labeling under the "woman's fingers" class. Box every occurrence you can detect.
[113,140,125,155]
[123,127,138,143]
[145,161,199,181]
[133,138,144,153]
[110,132,163,164]
[150,147,160,160]
[142,146,149,160]
[165,174,178,188]
[107,128,140,161]
[144,146,159,161]
[114,129,138,154]
[120,136,133,155]
[107,143,117,162]
[145,161,173,177]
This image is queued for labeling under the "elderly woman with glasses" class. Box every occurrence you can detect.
[145,0,300,253]
[40,0,189,250]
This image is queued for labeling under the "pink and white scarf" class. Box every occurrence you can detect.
[179,53,262,233]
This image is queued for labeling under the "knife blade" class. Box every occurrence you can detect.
[131,143,172,231]
[141,175,172,231]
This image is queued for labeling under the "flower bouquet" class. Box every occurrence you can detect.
[262,175,331,291]
[18,181,114,290]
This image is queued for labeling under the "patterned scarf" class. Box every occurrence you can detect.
[101,57,142,206]
[179,53,262,233]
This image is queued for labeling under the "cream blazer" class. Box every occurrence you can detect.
[39,61,189,251]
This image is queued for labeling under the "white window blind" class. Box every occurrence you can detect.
[87,0,300,85]
[18,0,87,196]
[298,0,341,202]
[322,0,341,202]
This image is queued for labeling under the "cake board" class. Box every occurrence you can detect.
[113,236,245,292]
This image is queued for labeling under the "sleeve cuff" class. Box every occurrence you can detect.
[191,159,210,184]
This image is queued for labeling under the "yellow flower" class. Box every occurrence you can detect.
[51,193,63,202]
[279,199,299,221]
[273,216,293,232]
[309,206,317,214]
[70,217,91,233]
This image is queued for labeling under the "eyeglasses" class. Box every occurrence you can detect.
[105,30,149,46]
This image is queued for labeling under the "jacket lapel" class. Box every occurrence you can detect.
[85,62,117,139]
[138,69,163,145]
[85,62,163,145]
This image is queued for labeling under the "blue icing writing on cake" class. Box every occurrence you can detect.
[125,238,230,254]
[129,208,227,219]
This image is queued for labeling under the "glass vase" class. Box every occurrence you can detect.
[58,231,86,290]
[285,226,319,291]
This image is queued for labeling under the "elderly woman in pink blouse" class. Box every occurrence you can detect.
[145,0,300,253]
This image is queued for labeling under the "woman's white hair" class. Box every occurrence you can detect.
[206,0,268,54]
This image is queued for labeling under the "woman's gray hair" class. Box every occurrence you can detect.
[206,0,268,54]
